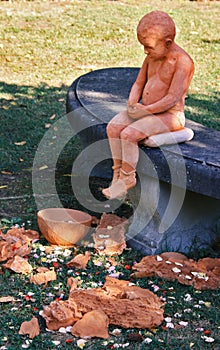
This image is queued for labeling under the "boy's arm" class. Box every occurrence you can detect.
[127,57,148,105]
[141,56,194,115]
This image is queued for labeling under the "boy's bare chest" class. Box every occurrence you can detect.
[147,59,176,84]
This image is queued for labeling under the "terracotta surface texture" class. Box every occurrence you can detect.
[66,251,91,269]
[3,255,33,274]
[71,310,110,339]
[30,267,57,285]
[19,316,40,339]
[69,276,164,329]
[0,227,39,262]
[41,299,82,331]
[67,277,78,292]
[93,213,127,255]
[41,276,164,333]
[131,253,220,290]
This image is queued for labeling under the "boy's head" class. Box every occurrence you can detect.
[137,11,176,43]
[137,11,176,59]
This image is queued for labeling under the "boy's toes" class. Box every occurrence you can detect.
[102,180,127,200]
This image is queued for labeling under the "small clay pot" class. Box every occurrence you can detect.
[37,208,92,246]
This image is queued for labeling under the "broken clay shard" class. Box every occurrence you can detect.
[22,229,39,242]
[131,253,220,290]
[41,300,82,331]
[19,316,40,339]
[0,227,39,262]
[69,276,164,329]
[67,277,78,292]
[93,213,127,255]
[66,251,91,269]
[3,255,33,274]
[71,310,109,339]
[160,252,188,261]
[4,227,39,243]
[30,268,56,285]
[0,241,14,262]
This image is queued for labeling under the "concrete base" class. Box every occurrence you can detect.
[127,175,220,254]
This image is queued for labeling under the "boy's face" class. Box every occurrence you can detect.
[137,31,171,61]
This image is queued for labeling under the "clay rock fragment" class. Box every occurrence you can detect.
[41,299,82,331]
[160,252,188,261]
[69,276,164,329]
[0,227,39,262]
[131,253,220,290]
[71,310,109,339]
[93,213,127,255]
[67,277,78,292]
[196,257,220,271]
[19,316,40,339]
[3,255,33,274]
[103,276,129,298]
[0,240,14,262]
[30,268,56,285]
[193,257,220,290]
[66,251,91,269]
[21,229,39,242]
[3,227,39,243]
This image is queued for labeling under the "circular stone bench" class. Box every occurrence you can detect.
[66,67,220,255]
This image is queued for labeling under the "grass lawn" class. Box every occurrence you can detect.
[0,1,220,349]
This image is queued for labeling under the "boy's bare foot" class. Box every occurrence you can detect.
[111,164,121,183]
[102,169,136,199]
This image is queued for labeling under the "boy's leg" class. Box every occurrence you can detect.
[102,120,146,199]
[120,112,184,171]
[105,110,133,181]
[102,111,135,199]
[102,113,184,199]
[131,112,184,136]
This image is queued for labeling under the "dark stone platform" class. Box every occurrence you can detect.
[66,67,220,255]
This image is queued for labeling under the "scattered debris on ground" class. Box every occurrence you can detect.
[131,252,220,290]
[41,276,164,335]
[0,222,220,344]
[93,213,127,255]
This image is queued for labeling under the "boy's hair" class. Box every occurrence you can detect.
[137,11,176,41]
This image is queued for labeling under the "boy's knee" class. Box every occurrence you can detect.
[106,122,120,138]
[120,127,139,142]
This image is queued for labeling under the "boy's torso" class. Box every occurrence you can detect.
[142,53,178,105]
[141,47,189,113]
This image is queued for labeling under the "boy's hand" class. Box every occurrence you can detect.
[127,103,151,119]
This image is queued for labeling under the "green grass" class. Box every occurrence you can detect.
[0,235,220,350]
[0,1,220,349]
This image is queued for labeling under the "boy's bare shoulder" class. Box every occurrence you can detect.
[170,44,194,67]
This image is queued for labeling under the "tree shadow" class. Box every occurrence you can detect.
[0,81,70,171]
[185,91,220,131]
[0,81,81,225]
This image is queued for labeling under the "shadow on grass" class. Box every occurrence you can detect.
[0,81,83,225]
[0,81,132,225]
[185,91,220,131]
[0,81,70,171]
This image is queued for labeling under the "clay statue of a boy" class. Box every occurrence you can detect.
[102,10,194,200]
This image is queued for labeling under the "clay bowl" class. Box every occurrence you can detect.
[37,208,92,246]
